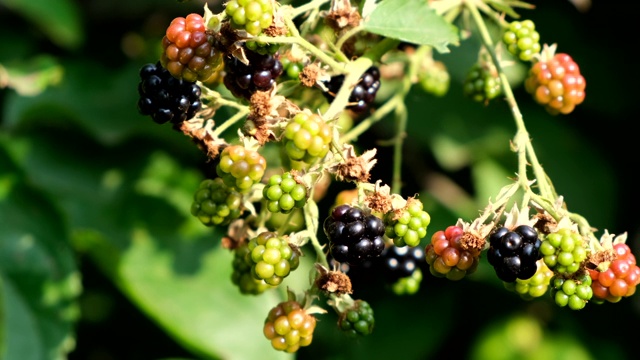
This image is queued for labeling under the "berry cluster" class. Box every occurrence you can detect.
[190,178,244,226]
[282,112,333,164]
[137,61,202,125]
[425,225,480,281]
[246,231,300,286]
[589,243,640,303]
[502,19,541,62]
[550,272,593,310]
[223,48,284,100]
[225,0,274,36]
[263,300,316,353]
[524,52,586,115]
[262,172,308,213]
[216,144,267,192]
[487,225,542,282]
[323,204,386,266]
[418,60,450,97]
[463,63,502,102]
[380,245,425,295]
[160,13,220,82]
[383,198,431,247]
[231,244,273,295]
[338,300,375,338]
[540,228,587,275]
[323,66,381,113]
[503,259,554,300]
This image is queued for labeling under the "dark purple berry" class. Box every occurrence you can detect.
[223,48,283,100]
[487,225,541,282]
[322,66,381,113]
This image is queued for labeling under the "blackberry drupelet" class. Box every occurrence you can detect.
[381,245,426,284]
[137,61,202,125]
[323,204,386,266]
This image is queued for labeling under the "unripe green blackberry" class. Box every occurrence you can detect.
[283,112,332,164]
[550,272,593,310]
[539,228,588,275]
[263,300,316,353]
[390,268,423,295]
[160,13,222,82]
[190,178,244,226]
[338,300,375,338]
[225,0,274,36]
[231,244,273,295]
[502,19,541,62]
[262,172,308,214]
[418,60,450,97]
[246,231,300,286]
[216,145,267,192]
[383,198,431,247]
[463,63,502,102]
[503,260,554,300]
[280,56,304,81]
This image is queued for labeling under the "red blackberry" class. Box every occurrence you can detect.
[160,13,222,82]
[487,225,542,283]
[322,66,381,113]
[223,48,283,100]
[137,61,202,125]
[323,204,386,266]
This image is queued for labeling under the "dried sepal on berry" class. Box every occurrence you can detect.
[314,263,353,295]
[326,143,378,183]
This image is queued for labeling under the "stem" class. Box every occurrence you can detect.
[290,0,330,18]
[253,34,346,72]
[304,200,329,268]
[211,107,249,138]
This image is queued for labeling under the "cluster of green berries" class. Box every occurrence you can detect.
[550,271,593,310]
[262,172,308,214]
[383,198,430,247]
[338,300,375,338]
[589,243,640,303]
[225,0,274,36]
[283,112,333,164]
[417,60,450,97]
[503,260,554,300]
[524,52,586,115]
[463,62,502,102]
[540,228,588,275]
[231,244,273,295]
[425,225,480,281]
[280,56,304,80]
[263,300,316,353]
[246,231,299,286]
[190,178,244,226]
[216,144,267,192]
[160,13,221,82]
[502,19,541,62]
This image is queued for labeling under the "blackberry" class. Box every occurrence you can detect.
[425,225,481,281]
[383,198,430,247]
[262,172,308,214]
[137,61,202,125]
[216,144,267,192]
[231,244,273,295]
[322,66,381,113]
[160,13,222,82]
[225,0,274,37]
[338,300,375,337]
[502,19,541,62]
[463,62,501,102]
[381,244,426,284]
[550,272,593,310]
[223,48,283,100]
[503,259,554,300]
[246,231,300,286]
[263,300,316,353]
[282,112,333,165]
[190,178,244,226]
[539,227,588,275]
[322,204,386,266]
[589,243,640,303]
[487,225,542,283]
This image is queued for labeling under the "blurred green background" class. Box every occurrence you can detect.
[1,0,639,360]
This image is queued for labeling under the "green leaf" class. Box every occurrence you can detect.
[0,144,80,360]
[0,0,83,49]
[0,55,64,96]
[363,0,459,53]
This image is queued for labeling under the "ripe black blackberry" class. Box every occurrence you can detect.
[322,66,381,113]
[137,61,202,125]
[487,225,542,283]
[380,245,426,284]
[323,204,386,266]
[222,48,283,100]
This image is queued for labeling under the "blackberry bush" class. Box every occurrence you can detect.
[323,204,386,266]
[137,61,202,125]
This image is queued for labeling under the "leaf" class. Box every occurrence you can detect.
[0,55,64,96]
[0,144,81,360]
[363,0,459,53]
[0,0,83,49]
